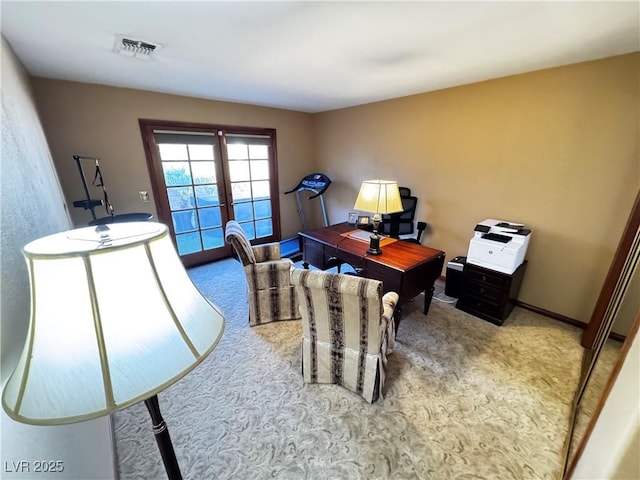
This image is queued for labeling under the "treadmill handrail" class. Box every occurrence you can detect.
[284,173,331,199]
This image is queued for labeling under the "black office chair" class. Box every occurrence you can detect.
[380,187,427,244]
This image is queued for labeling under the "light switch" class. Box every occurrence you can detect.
[139,191,150,203]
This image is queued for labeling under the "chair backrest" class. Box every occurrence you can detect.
[380,186,417,237]
[224,220,256,266]
[291,268,385,354]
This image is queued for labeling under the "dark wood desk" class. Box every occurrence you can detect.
[298,223,445,326]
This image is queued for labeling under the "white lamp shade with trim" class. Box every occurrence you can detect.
[2,222,225,425]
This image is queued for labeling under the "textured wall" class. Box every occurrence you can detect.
[314,53,640,323]
[0,40,70,380]
[1,36,115,480]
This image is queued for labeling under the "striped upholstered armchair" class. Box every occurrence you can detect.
[290,268,399,403]
[224,220,300,326]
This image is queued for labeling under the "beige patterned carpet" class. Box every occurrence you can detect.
[113,258,586,479]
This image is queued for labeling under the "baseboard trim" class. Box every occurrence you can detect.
[515,300,587,328]
[438,274,626,342]
[515,300,626,343]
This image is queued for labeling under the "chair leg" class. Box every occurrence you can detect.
[324,256,344,272]
[394,305,403,336]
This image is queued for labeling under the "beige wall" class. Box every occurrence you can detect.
[314,53,639,322]
[31,79,317,238]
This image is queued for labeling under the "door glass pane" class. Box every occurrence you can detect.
[176,232,202,255]
[163,162,192,186]
[249,144,268,159]
[202,228,224,250]
[194,185,219,207]
[239,221,256,240]
[172,210,198,233]
[228,160,250,182]
[198,207,222,228]
[252,180,270,199]
[191,162,216,184]
[188,144,214,161]
[159,144,188,160]
[250,160,269,180]
[255,219,273,238]
[167,187,195,210]
[227,144,249,160]
[234,202,254,222]
[253,200,271,219]
[231,182,252,201]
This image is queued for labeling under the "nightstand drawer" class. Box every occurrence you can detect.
[458,295,500,316]
[465,267,507,287]
[457,295,502,318]
[463,281,503,303]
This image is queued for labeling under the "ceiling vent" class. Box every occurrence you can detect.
[114,36,161,60]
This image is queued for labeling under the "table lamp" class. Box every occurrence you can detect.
[2,222,225,480]
[353,180,403,255]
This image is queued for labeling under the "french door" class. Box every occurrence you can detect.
[140,119,281,267]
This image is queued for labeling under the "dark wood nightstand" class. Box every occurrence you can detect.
[456,261,527,325]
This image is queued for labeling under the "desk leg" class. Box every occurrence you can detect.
[423,285,435,315]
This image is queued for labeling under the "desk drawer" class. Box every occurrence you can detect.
[336,250,364,271]
[302,240,325,268]
[366,262,402,294]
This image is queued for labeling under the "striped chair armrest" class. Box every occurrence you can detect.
[225,220,256,265]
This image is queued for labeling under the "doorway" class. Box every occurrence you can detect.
[140,119,281,267]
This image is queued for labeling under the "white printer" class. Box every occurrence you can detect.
[466,219,532,274]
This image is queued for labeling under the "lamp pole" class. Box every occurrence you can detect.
[145,395,183,480]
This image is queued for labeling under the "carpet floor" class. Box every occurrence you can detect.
[113,258,587,479]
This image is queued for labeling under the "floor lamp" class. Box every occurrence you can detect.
[354,180,403,254]
[2,222,225,480]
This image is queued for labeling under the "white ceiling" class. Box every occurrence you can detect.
[1,1,638,113]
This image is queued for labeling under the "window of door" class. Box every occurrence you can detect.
[140,120,281,267]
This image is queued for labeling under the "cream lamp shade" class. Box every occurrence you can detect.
[353,180,403,255]
[2,221,225,425]
[353,180,403,216]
